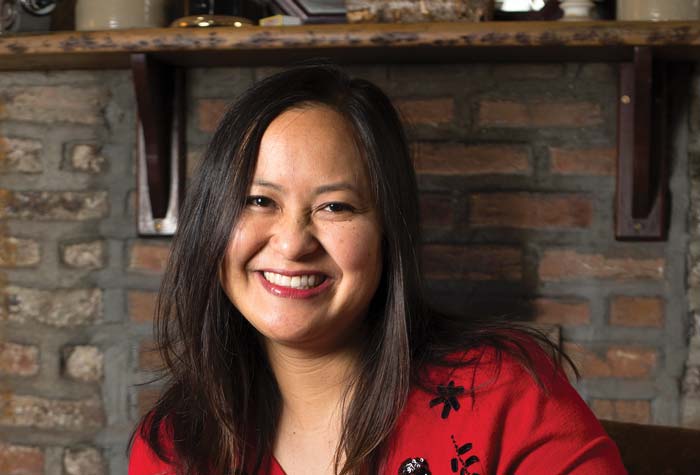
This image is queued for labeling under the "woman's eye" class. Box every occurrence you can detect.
[246,196,273,208]
[323,202,355,213]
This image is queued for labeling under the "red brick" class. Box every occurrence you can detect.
[138,340,162,371]
[63,447,105,475]
[477,100,602,128]
[549,147,616,176]
[422,245,521,281]
[67,144,106,174]
[610,296,664,328]
[128,290,158,323]
[395,98,454,126]
[60,240,105,269]
[0,136,42,174]
[564,343,657,379]
[0,342,39,376]
[63,345,103,382]
[419,193,453,229]
[0,395,104,429]
[128,241,170,274]
[607,347,657,378]
[2,286,102,327]
[197,99,228,133]
[137,388,161,417]
[533,298,590,326]
[539,250,664,281]
[0,190,109,221]
[0,236,40,267]
[0,443,44,475]
[415,143,530,175]
[469,193,592,229]
[0,85,107,125]
[591,399,651,424]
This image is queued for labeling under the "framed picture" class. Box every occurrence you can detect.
[273,0,346,24]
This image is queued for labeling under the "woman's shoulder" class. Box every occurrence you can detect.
[416,335,600,438]
[128,415,177,475]
[389,336,627,474]
[420,332,562,390]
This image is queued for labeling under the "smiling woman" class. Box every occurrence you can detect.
[222,106,383,354]
[127,64,627,475]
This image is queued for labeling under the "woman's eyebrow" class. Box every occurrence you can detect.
[314,182,358,195]
[253,180,359,195]
[252,180,283,191]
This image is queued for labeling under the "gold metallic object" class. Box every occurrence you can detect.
[170,15,253,28]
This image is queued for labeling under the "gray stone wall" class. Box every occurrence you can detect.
[0,63,695,473]
[682,68,700,428]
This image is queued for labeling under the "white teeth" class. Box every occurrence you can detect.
[262,271,324,289]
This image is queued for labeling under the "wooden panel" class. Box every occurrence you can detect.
[615,47,669,240]
[3,21,700,70]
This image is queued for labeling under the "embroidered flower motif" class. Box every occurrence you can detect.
[450,434,480,475]
[429,380,465,419]
[398,457,432,475]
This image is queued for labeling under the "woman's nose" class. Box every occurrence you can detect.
[269,212,319,260]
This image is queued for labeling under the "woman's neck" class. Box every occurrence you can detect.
[266,342,360,430]
[264,333,365,474]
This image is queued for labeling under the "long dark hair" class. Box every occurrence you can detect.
[133,64,570,475]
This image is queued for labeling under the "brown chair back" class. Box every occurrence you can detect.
[601,419,700,475]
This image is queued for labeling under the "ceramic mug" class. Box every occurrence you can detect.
[75,0,167,30]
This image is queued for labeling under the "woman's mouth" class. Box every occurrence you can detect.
[258,271,331,298]
[262,271,327,289]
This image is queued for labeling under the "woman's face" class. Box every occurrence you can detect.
[222,105,383,353]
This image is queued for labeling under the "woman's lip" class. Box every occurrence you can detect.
[256,271,332,299]
[257,268,327,277]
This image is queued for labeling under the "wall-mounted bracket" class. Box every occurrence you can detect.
[131,53,185,236]
[616,46,669,241]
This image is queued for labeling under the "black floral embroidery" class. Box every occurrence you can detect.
[398,457,431,475]
[429,380,465,419]
[449,434,480,475]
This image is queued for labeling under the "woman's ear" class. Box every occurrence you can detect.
[218,253,230,297]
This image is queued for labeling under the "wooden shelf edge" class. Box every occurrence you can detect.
[2,21,700,70]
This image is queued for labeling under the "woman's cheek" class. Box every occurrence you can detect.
[331,220,382,271]
[230,215,268,255]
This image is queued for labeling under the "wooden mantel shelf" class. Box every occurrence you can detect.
[1,20,689,240]
[2,21,700,70]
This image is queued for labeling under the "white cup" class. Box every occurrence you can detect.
[75,0,168,30]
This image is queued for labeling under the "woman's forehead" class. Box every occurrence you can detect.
[254,106,369,188]
[261,105,354,148]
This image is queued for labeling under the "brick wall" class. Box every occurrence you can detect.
[0,63,695,473]
[682,72,700,428]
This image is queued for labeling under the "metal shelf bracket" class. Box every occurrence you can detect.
[616,46,669,241]
[131,53,185,236]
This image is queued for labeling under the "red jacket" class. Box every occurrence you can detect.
[129,344,627,475]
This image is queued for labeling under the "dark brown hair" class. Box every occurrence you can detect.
[133,64,569,475]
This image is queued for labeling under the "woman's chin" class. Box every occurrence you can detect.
[260,325,359,356]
